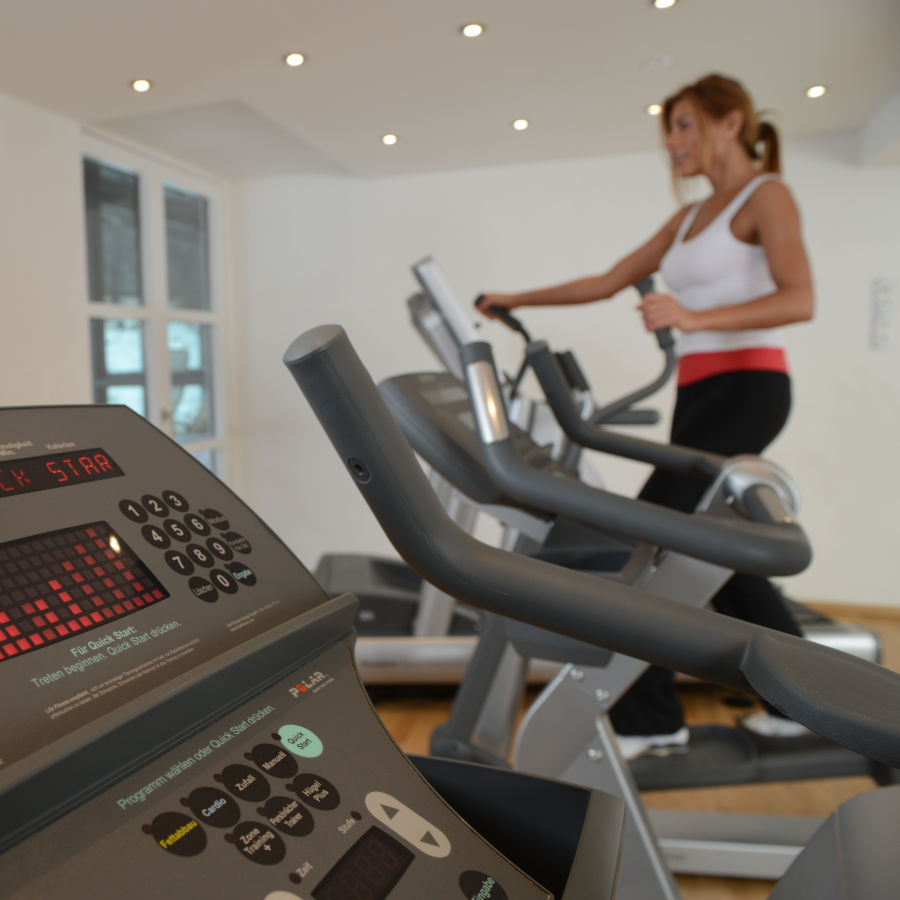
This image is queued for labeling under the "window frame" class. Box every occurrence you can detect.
[81,131,230,475]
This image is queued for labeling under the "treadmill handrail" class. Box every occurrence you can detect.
[461,340,810,577]
[283,324,900,768]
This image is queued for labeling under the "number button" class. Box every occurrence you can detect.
[164,519,191,543]
[164,550,195,576]
[119,499,148,523]
[141,495,169,517]
[210,569,238,595]
[162,490,189,512]
[141,524,171,550]
[187,544,214,568]
[184,513,211,537]
[207,537,233,561]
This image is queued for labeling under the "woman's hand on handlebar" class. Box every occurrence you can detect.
[638,291,699,333]
[475,292,519,319]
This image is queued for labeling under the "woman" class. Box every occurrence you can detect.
[476,73,815,760]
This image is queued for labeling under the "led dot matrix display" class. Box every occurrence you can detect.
[0,522,168,661]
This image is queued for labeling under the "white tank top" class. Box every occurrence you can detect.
[660,174,785,357]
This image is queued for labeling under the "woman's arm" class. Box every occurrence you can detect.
[477,207,690,316]
[639,181,815,333]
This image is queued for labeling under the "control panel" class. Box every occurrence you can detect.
[0,406,552,899]
[3,643,546,899]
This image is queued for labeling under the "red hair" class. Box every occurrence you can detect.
[662,74,780,175]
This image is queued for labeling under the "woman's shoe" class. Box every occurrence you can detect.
[615,726,690,761]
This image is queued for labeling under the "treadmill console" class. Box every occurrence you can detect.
[0,406,553,899]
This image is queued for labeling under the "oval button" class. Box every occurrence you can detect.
[291,774,339,811]
[277,724,323,759]
[229,821,286,866]
[146,811,206,857]
[183,786,241,828]
[459,871,509,900]
[365,791,451,858]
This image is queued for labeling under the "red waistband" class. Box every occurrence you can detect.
[677,348,789,386]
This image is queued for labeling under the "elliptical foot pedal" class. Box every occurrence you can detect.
[630,725,758,790]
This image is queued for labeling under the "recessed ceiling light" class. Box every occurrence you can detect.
[806,84,827,99]
[646,103,663,116]
[382,134,398,146]
[131,79,151,93]
[461,23,484,38]
[653,0,677,8]
[512,118,530,131]
[284,52,305,67]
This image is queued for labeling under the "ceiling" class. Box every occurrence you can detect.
[1,0,898,179]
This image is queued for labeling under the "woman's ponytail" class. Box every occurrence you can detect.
[756,120,781,174]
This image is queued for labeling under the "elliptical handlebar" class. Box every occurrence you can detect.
[526,337,723,477]
[472,295,531,398]
[283,324,900,768]
[633,276,675,351]
[473,296,533,344]
[474,282,676,425]
[589,279,677,424]
[460,339,809,573]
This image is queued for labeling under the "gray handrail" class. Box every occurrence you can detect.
[589,329,677,425]
[590,276,676,424]
[527,337,725,477]
[477,281,675,424]
[283,324,900,767]
[461,340,810,576]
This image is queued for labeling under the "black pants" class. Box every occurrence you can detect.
[609,370,803,736]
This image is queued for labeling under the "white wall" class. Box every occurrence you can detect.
[772,137,900,605]
[0,93,91,406]
[239,141,900,607]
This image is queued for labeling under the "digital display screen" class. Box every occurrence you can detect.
[0,522,169,662]
[0,448,123,499]
[313,827,414,900]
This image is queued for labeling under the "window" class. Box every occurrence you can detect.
[82,137,227,474]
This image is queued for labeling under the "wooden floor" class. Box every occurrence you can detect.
[371,605,900,899]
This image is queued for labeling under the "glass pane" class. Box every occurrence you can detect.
[83,158,143,306]
[168,321,215,439]
[165,185,211,310]
[105,385,147,416]
[90,318,147,417]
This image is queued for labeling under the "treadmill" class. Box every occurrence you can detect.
[0,404,622,899]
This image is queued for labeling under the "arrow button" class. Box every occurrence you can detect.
[365,791,452,858]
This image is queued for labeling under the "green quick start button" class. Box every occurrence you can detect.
[276,725,323,758]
